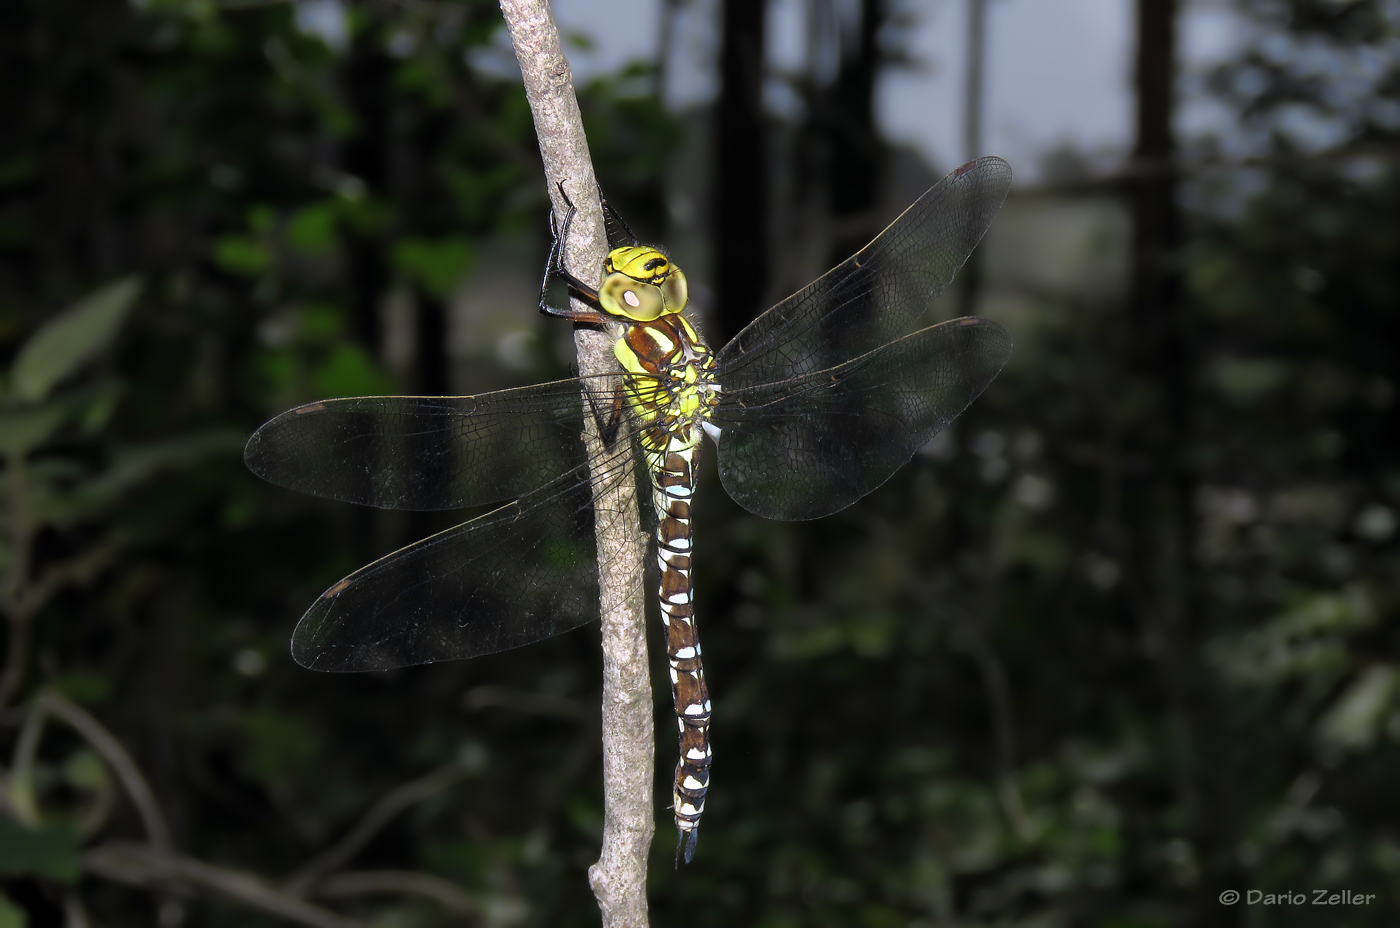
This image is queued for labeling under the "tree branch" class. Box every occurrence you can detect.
[0,451,36,712]
[315,870,481,917]
[36,689,175,852]
[82,844,368,928]
[498,0,655,922]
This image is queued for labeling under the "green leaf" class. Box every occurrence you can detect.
[11,278,141,402]
[62,750,109,792]
[49,671,112,706]
[0,818,81,883]
[44,430,245,524]
[312,343,397,398]
[392,236,474,298]
[0,387,124,456]
[214,236,272,276]
[0,153,38,187]
[0,897,26,928]
[0,404,71,456]
[237,709,324,783]
[287,202,339,255]
[77,382,124,435]
[1212,357,1290,407]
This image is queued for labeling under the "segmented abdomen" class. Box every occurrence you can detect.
[617,313,717,864]
[648,435,711,864]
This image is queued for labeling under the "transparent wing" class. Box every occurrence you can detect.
[244,378,612,511]
[290,448,646,672]
[714,157,1012,391]
[714,317,1012,521]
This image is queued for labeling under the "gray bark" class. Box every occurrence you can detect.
[498,0,655,923]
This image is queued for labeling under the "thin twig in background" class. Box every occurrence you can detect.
[463,683,595,721]
[34,696,483,925]
[38,689,175,852]
[498,0,655,923]
[315,870,481,917]
[63,892,92,928]
[0,452,36,712]
[909,581,1035,843]
[287,761,473,895]
[82,844,369,928]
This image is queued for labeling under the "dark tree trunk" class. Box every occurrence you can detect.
[341,25,392,353]
[958,0,987,318]
[824,0,882,225]
[413,295,450,395]
[341,20,396,562]
[1125,0,1186,675]
[1124,2,1231,924]
[712,0,768,343]
[787,0,888,297]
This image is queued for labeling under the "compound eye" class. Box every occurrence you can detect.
[660,268,689,312]
[600,273,666,320]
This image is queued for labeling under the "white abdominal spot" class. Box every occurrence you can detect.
[673,646,696,659]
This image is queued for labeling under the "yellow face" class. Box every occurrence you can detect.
[598,246,690,322]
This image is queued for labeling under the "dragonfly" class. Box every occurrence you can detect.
[244,156,1014,865]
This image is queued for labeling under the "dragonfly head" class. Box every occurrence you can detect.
[599,246,689,322]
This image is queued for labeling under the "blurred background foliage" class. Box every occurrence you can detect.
[1,0,1397,926]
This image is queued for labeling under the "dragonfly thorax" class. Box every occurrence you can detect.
[615,314,718,450]
[599,246,689,322]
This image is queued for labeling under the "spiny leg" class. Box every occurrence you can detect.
[579,379,628,450]
[540,182,607,322]
[599,189,641,248]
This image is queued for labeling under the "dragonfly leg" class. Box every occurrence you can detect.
[581,380,627,449]
[537,205,565,313]
[539,182,606,322]
[599,186,641,248]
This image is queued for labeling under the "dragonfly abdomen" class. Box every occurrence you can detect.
[616,313,719,865]
[649,435,711,866]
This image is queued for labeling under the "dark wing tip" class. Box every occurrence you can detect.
[243,398,337,481]
[954,154,1013,180]
[948,316,1015,387]
[242,427,265,474]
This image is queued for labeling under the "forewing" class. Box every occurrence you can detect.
[715,157,1012,391]
[245,378,608,511]
[714,317,1012,521]
[291,448,645,672]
